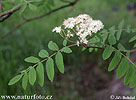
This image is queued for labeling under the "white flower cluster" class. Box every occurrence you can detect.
[52,14,104,45]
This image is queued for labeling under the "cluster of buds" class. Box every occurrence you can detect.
[52,14,104,45]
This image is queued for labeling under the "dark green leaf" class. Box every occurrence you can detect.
[129,35,136,43]
[29,67,36,85]
[89,48,93,53]
[29,4,37,11]
[126,25,131,33]
[117,43,125,51]
[124,65,135,85]
[39,50,49,58]
[46,58,54,82]
[109,26,116,35]
[55,52,64,74]
[116,30,122,41]
[126,51,130,57]
[132,28,136,32]
[25,56,40,63]
[101,33,108,44]
[129,74,136,88]
[95,33,103,42]
[108,52,121,71]
[8,74,22,85]
[108,34,116,45]
[48,41,59,51]
[118,20,125,29]
[116,20,124,40]
[117,58,129,78]
[134,44,136,48]
[102,46,114,60]
[63,47,72,53]
[82,47,86,51]
[22,73,28,90]
[19,3,27,15]
[36,63,44,87]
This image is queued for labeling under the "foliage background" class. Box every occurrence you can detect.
[0,0,136,100]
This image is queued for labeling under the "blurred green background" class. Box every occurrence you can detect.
[0,0,136,100]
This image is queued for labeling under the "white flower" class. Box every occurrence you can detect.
[76,41,80,46]
[53,14,104,45]
[52,26,61,33]
[66,33,73,37]
[89,20,104,33]
[83,39,88,44]
[63,18,76,29]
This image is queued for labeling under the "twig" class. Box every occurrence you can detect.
[0,4,23,22]
[83,43,136,53]
[21,43,77,74]
[0,0,79,39]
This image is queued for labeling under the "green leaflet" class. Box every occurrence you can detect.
[89,48,93,53]
[55,52,64,74]
[36,63,44,87]
[82,47,86,51]
[108,52,121,71]
[63,47,72,53]
[116,20,124,40]
[117,58,129,78]
[117,43,125,51]
[29,67,36,85]
[19,3,27,15]
[116,30,122,41]
[126,51,130,57]
[129,74,136,88]
[63,40,67,46]
[126,25,131,33]
[101,33,108,44]
[39,50,49,58]
[132,28,136,32]
[46,58,54,82]
[95,33,103,42]
[8,74,22,85]
[129,35,136,43]
[108,34,116,45]
[48,41,59,51]
[22,73,28,90]
[124,65,135,85]
[109,26,116,35]
[29,4,37,11]
[118,20,125,29]
[25,56,40,63]
[134,44,136,48]
[102,46,114,60]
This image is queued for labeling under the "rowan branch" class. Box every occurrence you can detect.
[0,0,79,39]
[83,43,136,53]
[0,4,23,22]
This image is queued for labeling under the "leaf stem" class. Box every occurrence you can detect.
[21,43,77,74]
[114,47,136,67]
